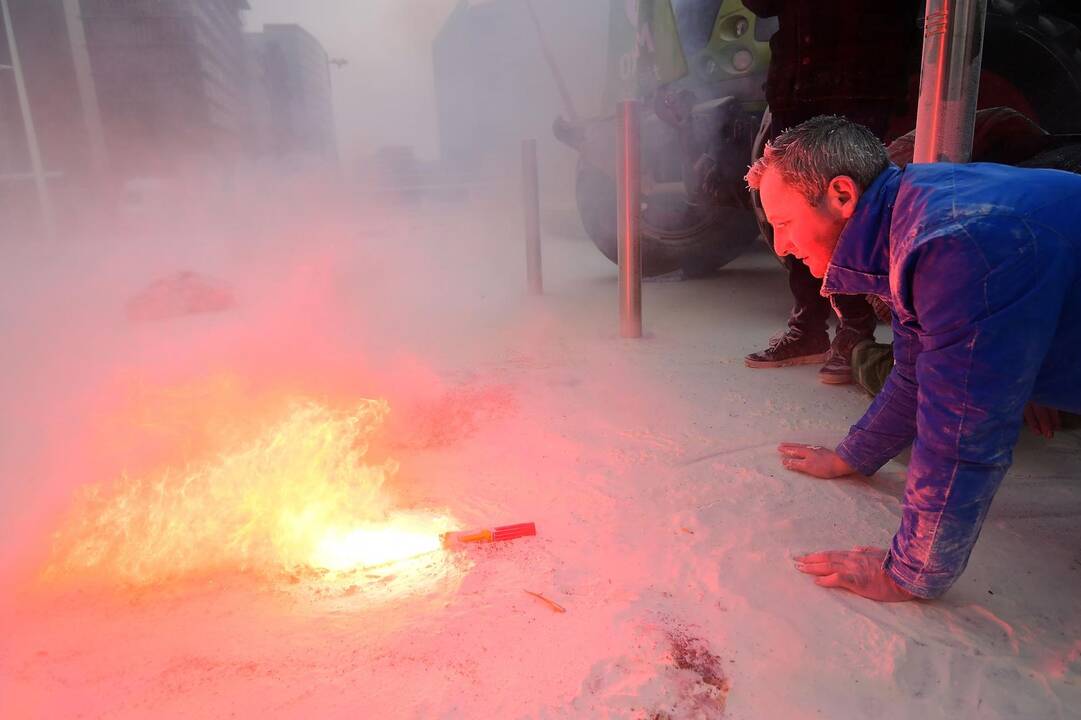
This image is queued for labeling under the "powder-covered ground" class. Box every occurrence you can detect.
[1,184,1079,719]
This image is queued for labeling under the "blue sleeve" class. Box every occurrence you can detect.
[834,315,919,476]
[881,225,1063,598]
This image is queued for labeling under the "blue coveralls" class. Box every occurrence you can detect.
[824,163,1081,598]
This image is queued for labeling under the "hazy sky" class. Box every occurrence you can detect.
[245,0,461,166]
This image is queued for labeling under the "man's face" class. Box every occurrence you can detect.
[759,168,853,278]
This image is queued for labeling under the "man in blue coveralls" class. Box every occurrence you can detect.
[747,115,1081,601]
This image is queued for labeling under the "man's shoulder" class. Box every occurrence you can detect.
[887,163,1081,304]
[889,166,964,249]
[901,160,1081,186]
[893,163,1081,240]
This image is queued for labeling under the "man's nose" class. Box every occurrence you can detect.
[773,233,793,257]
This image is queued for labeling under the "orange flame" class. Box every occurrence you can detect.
[45,398,454,585]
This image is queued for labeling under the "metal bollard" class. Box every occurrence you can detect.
[913,0,988,163]
[617,100,642,338]
[2,0,56,239]
[521,139,543,295]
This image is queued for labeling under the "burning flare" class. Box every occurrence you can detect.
[46,398,453,585]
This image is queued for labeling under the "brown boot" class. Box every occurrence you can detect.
[818,329,874,385]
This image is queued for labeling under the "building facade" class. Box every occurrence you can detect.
[0,0,111,233]
[245,23,336,167]
[2,0,338,209]
[432,0,606,173]
[78,0,250,176]
[0,0,104,181]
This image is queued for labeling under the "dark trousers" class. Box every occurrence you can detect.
[785,254,877,339]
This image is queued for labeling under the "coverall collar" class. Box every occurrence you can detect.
[821,164,902,300]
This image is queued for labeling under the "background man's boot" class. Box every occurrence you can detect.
[818,327,873,384]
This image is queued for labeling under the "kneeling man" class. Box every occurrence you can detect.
[748,115,1081,601]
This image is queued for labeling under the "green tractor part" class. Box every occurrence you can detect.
[555,0,774,277]
[556,0,1081,277]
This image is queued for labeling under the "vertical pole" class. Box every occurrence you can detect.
[913,0,988,163]
[617,100,642,338]
[1,0,55,238]
[521,138,543,295]
[63,0,109,179]
[325,57,346,173]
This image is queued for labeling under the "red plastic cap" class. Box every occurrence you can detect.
[491,522,537,542]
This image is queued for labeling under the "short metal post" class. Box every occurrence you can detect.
[521,138,543,295]
[617,100,642,338]
[1,0,56,238]
[913,0,988,163]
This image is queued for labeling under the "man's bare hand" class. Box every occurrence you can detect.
[777,442,855,478]
[1023,401,1061,439]
[794,547,916,602]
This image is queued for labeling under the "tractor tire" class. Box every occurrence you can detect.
[575,157,759,278]
[982,0,1081,133]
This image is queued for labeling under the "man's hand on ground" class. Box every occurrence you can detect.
[794,547,917,602]
[777,442,855,478]
[1023,401,1061,439]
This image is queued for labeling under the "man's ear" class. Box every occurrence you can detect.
[825,176,861,219]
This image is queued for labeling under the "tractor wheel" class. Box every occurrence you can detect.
[982,0,1081,132]
[575,157,758,277]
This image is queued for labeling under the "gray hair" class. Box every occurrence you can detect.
[745,115,889,204]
